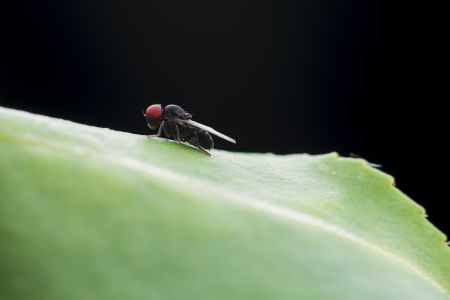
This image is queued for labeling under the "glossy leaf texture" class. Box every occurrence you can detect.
[1,106,449,300]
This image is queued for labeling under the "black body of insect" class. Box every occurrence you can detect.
[143,104,236,155]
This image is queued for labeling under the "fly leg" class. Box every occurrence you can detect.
[197,145,211,156]
[174,124,183,144]
[147,121,164,138]
[192,131,211,156]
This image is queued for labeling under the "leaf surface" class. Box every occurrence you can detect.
[1,106,449,300]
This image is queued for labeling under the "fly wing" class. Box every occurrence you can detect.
[175,119,236,144]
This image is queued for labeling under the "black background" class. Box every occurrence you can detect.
[1,1,447,235]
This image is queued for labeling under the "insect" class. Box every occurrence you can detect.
[143,104,236,155]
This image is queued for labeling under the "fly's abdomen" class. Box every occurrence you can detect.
[197,130,214,150]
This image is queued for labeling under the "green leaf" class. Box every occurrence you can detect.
[1,106,449,300]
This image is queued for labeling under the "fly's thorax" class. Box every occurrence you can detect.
[163,104,192,120]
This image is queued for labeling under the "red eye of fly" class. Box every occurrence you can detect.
[145,104,162,121]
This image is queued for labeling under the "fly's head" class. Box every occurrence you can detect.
[143,104,163,130]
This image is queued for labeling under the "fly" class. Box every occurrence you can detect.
[143,104,236,155]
